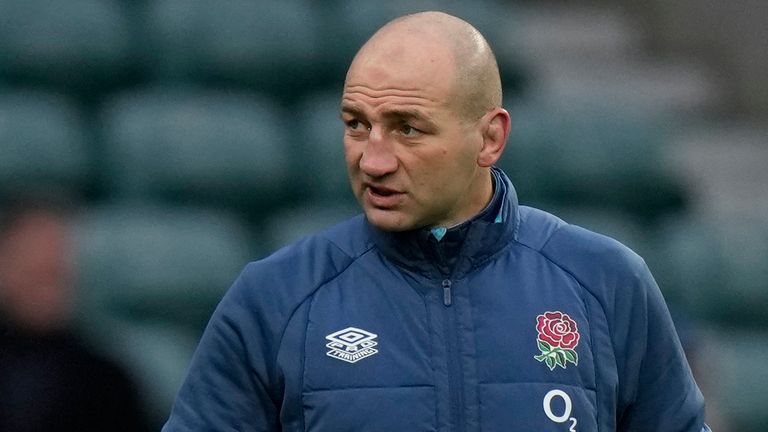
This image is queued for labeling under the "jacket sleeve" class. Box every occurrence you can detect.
[162,268,281,431]
[614,258,708,432]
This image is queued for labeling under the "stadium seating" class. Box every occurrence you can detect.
[98,321,199,428]
[654,216,768,326]
[0,0,137,99]
[100,87,293,219]
[263,203,360,252]
[294,90,357,206]
[72,203,255,427]
[533,59,719,117]
[498,100,688,221]
[142,0,323,100]
[0,89,90,199]
[508,5,641,66]
[697,329,768,432]
[73,204,253,331]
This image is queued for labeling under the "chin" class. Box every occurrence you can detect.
[363,208,415,232]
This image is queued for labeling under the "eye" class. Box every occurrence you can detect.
[345,119,369,132]
[399,124,421,137]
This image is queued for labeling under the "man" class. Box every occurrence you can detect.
[164,11,710,431]
[0,199,148,431]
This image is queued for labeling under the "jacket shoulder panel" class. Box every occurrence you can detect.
[238,214,373,324]
[517,206,648,316]
[540,222,648,318]
[515,206,567,250]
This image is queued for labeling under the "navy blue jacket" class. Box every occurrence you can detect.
[164,168,708,431]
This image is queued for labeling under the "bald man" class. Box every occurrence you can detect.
[164,12,709,431]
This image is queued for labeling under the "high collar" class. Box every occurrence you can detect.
[368,167,520,280]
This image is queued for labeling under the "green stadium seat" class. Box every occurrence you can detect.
[144,0,322,100]
[697,329,768,432]
[0,89,90,198]
[294,90,356,206]
[498,101,687,221]
[100,87,293,218]
[0,0,137,98]
[73,204,255,426]
[654,216,768,326]
[73,204,253,332]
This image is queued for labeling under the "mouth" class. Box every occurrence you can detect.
[368,185,398,197]
[363,183,404,207]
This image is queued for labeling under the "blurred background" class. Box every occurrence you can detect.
[0,0,765,430]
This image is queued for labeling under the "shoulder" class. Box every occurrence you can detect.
[226,214,373,318]
[516,206,652,311]
[245,214,371,286]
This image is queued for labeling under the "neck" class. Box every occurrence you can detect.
[435,168,494,230]
[368,166,517,280]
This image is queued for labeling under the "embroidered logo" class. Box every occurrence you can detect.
[534,311,580,370]
[325,327,379,364]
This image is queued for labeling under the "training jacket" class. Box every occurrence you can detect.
[163,168,709,431]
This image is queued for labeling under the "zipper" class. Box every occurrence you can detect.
[432,233,466,430]
[443,279,452,306]
[441,278,466,431]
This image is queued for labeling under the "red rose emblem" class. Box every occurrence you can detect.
[536,311,580,350]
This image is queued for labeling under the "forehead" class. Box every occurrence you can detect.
[343,32,457,113]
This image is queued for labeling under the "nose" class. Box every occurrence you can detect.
[359,126,398,178]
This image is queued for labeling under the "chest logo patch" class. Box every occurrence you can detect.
[326,327,379,364]
[534,311,580,370]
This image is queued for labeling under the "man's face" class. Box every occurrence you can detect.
[0,212,73,331]
[342,35,488,232]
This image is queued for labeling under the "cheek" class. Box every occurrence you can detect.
[343,141,361,170]
[427,144,478,190]
[411,148,453,180]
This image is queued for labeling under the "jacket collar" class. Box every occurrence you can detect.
[368,167,520,280]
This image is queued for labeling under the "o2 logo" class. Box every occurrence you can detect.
[543,389,577,431]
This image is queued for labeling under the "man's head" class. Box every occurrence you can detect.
[0,201,74,332]
[342,11,511,232]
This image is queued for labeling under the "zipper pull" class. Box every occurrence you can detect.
[442,279,452,306]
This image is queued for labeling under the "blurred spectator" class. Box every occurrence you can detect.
[0,198,148,432]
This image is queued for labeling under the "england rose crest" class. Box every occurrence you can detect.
[534,311,580,370]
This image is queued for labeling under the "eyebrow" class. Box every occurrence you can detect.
[340,104,432,123]
[340,103,362,118]
[382,108,430,122]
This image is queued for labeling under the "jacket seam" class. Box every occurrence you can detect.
[275,241,375,356]
[303,384,435,393]
[512,236,609,431]
[467,239,517,274]
[513,238,614,341]
[580,283,602,431]
[515,225,615,342]
[270,240,376,431]
[476,380,598,393]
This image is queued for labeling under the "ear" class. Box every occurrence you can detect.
[477,108,511,167]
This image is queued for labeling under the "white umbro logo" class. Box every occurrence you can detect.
[325,327,379,364]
